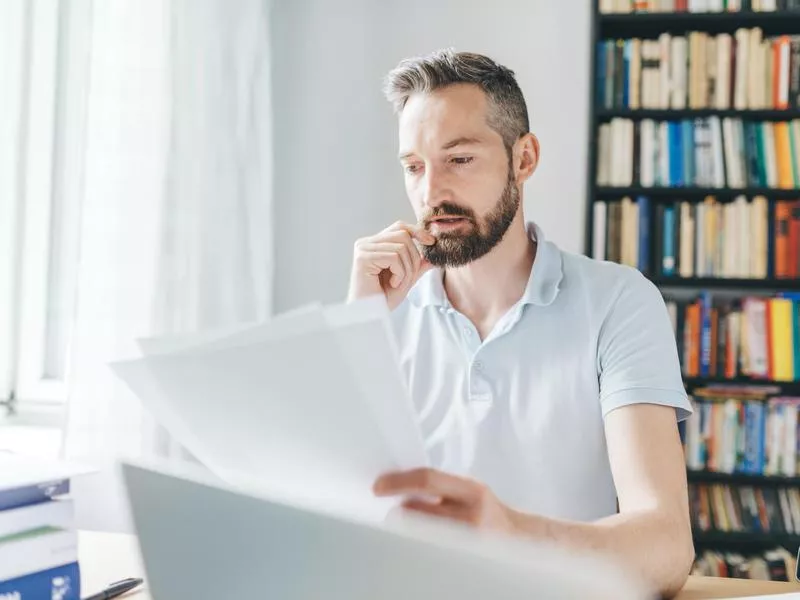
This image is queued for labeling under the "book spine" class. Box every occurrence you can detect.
[0,562,80,600]
[0,480,70,512]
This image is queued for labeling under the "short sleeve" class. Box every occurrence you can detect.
[597,269,693,422]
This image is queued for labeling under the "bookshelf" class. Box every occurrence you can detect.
[586,1,800,578]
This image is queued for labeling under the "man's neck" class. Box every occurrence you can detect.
[443,211,536,335]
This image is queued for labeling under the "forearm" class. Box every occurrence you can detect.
[510,507,694,598]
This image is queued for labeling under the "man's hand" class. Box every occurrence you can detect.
[373,467,518,534]
[348,222,436,310]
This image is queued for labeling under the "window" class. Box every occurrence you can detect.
[0,0,90,419]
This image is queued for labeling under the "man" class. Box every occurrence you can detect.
[347,49,694,597]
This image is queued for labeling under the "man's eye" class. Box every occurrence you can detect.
[451,156,474,166]
[405,164,421,174]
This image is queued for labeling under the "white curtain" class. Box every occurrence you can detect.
[61,0,273,532]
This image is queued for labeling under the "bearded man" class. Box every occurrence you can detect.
[347,48,694,598]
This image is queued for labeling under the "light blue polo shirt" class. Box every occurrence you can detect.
[389,221,692,522]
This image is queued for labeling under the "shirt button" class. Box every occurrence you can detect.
[474,361,483,371]
[463,327,472,336]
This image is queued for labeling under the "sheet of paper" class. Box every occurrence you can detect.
[323,296,428,469]
[135,302,323,356]
[110,298,427,521]
[0,454,96,491]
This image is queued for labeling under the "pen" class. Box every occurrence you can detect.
[82,577,144,600]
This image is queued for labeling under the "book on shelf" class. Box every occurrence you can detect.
[601,0,800,15]
[593,195,800,279]
[665,292,800,381]
[683,392,800,474]
[596,118,800,189]
[692,547,795,581]
[597,29,800,110]
[689,480,800,536]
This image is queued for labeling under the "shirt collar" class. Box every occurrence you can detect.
[407,221,563,309]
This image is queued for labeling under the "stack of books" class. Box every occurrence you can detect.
[692,547,795,581]
[596,118,800,189]
[683,387,800,474]
[0,455,90,599]
[596,29,800,111]
[664,292,800,381]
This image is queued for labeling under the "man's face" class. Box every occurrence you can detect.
[398,83,520,267]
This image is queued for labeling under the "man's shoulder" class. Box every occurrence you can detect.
[559,249,654,297]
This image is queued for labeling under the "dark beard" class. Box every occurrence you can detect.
[420,170,520,268]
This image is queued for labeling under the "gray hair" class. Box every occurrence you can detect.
[383,48,530,153]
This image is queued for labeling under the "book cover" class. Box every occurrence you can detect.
[0,527,78,583]
[769,298,794,381]
[0,561,80,600]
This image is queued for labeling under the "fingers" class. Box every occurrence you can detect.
[401,497,474,524]
[385,221,436,246]
[373,468,483,506]
[362,249,408,288]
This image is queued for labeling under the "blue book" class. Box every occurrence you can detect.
[622,41,631,109]
[682,120,694,186]
[699,291,713,377]
[0,480,69,512]
[596,41,606,108]
[669,122,680,187]
[637,196,650,273]
[0,562,80,599]
[663,206,675,276]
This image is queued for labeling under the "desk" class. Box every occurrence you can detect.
[78,531,799,600]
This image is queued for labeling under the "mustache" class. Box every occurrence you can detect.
[421,203,476,226]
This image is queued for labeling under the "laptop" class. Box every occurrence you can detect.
[119,461,653,600]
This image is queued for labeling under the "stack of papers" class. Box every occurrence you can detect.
[110,296,428,521]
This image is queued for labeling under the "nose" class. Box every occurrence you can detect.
[422,165,450,210]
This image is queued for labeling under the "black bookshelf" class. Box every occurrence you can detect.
[693,530,800,551]
[600,11,800,38]
[586,3,800,560]
[598,108,800,120]
[682,376,800,393]
[688,470,800,486]
[595,187,800,200]
[651,276,800,290]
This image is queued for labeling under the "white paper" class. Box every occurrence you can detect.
[0,454,95,491]
[323,296,428,470]
[110,297,427,521]
[135,302,324,356]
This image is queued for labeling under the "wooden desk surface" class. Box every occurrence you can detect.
[78,531,800,600]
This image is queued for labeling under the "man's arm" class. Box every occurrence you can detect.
[374,403,694,598]
[512,403,694,597]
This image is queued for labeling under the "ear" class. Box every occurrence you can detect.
[513,132,540,185]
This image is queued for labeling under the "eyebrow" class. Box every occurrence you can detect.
[398,136,484,161]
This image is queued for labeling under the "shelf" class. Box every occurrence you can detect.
[599,11,800,38]
[688,470,800,487]
[650,276,800,290]
[682,376,800,394]
[693,530,800,549]
[595,187,800,199]
[596,108,800,120]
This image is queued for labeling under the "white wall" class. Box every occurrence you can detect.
[271,0,591,312]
